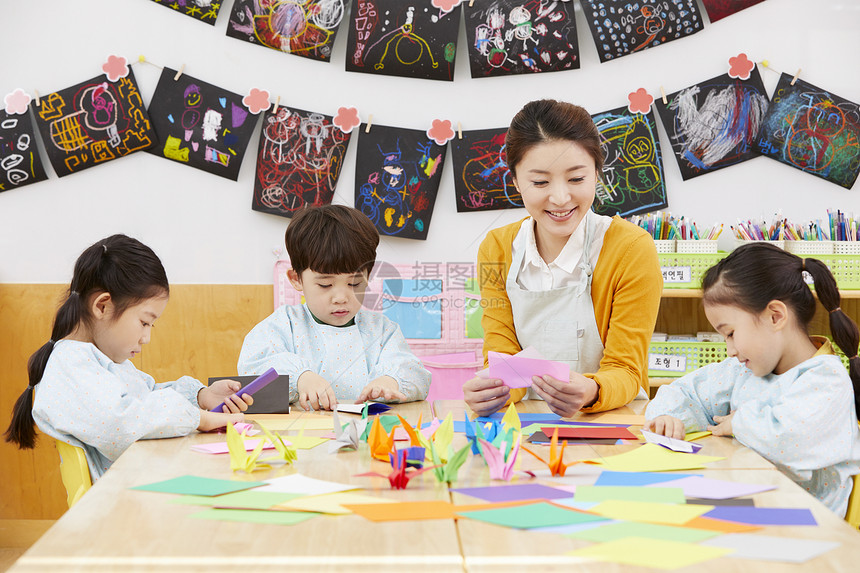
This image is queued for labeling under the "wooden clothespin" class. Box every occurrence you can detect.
[469,0,475,6]
[457,122,462,140]
[174,64,186,81]
[365,114,373,133]
[273,95,280,113]
[790,68,802,86]
[33,89,40,107]
[659,86,667,105]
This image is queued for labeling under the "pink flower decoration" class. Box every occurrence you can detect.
[627,88,654,115]
[427,119,455,146]
[4,89,31,115]
[728,53,755,80]
[333,107,361,133]
[432,0,462,11]
[102,55,129,82]
[243,88,271,114]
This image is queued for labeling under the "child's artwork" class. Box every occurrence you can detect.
[701,0,766,23]
[757,73,860,190]
[0,108,48,192]
[580,0,704,63]
[354,124,446,240]
[346,0,461,81]
[591,105,667,217]
[451,127,523,213]
[656,68,770,180]
[464,0,579,78]
[450,127,521,212]
[252,106,351,218]
[146,68,258,181]
[149,0,223,24]
[226,0,345,61]
[32,71,155,178]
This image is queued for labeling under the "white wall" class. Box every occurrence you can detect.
[1,0,858,284]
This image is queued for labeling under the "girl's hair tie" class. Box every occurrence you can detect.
[48,339,55,346]
[801,259,806,271]
[830,307,842,314]
[27,385,34,390]
[70,290,79,297]
[850,355,859,361]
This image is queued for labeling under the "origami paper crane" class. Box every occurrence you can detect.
[356,449,438,490]
[226,421,271,473]
[255,421,298,465]
[522,427,578,477]
[500,402,522,433]
[465,415,502,455]
[329,410,368,454]
[367,415,396,462]
[478,430,521,481]
[389,446,425,468]
[429,439,471,484]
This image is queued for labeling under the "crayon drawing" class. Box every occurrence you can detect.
[757,73,860,190]
[450,127,521,212]
[581,0,703,63]
[32,71,155,178]
[0,108,48,192]
[591,105,667,217]
[149,0,223,24]
[355,124,446,240]
[252,106,352,218]
[701,0,766,23]
[656,68,769,180]
[146,68,258,181]
[346,0,461,81]
[227,0,345,61]
[464,0,579,78]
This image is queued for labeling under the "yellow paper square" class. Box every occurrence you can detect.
[589,500,713,525]
[275,492,395,515]
[585,443,724,472]
[569,537,732,570]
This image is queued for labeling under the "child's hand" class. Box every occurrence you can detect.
[463,376,510,417]
[356,376,407,404]
[531,372,599,418]
[644,415,686,440]
[197,409,244,432]
[708,412,735,437]
[198,379,254,413]
[296,372,337,411]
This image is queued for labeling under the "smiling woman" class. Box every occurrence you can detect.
[463,99,664,418]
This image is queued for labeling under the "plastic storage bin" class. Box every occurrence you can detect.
[676,240,718,254]
[648,341,728,378]
[658,253,726,288]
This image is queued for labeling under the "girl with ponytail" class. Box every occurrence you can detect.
[5,235,253,481]
[646,243,860,517]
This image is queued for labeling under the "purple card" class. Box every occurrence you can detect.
[704,506,817,526]
[650,476,776,500]
[451,484,573,503]
[488,351,569,388]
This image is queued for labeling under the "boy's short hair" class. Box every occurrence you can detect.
[285,205,380,276]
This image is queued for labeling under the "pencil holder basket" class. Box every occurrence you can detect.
[657,253,726,288]
[653,239,676,253]
[812,255,860,289]
[734,239,785,251]
[785,240,834,255]
[676,240,718,254]
[834,242,860,255]
[648,341,728,378]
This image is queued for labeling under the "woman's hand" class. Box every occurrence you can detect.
[644,415,686,440]
[198,379,254,413]
[463,376,510,417]
[531,372,598,418]
[197,410,244,432]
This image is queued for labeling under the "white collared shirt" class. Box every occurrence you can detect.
[514,210,613,290]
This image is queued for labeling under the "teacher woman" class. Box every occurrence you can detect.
[464,99,663,417]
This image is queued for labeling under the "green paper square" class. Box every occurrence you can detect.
[457,502,607,529]
[575,486,686,504]
[568,521,720,543]
[130,475,266,496]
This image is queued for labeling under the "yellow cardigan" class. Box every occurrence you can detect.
[478,215,663,412]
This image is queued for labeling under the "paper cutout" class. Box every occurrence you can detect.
[685,430,711,441]
[591,104,667,217]
[627,88,653,115]
[252,105,352,218]
[701,533,840,563]
[451,483,572,503]
[226,0,345,61]
[427,119,455,145]
[569,521,720,543]
[329,410,368,453]
[590,499,714,525]
[702,0,766,23]
[681,516,763,533]
[3,89,31,115]
[456,501,605,529]
[641,429,703,453]
[575,486,686,504]
[337,402,391,415]
[102,55,129,82]
[0,108,48,193]
[649,475,776,500]
[543,427,637,440]
[464,0,579,78]
[345,500,456,521]
[333,106,361,134]
[173,491,302,509]
[703,506,817,526]
[687,497,755,507]
[33,70,154,178]
[149,0,223,24]
[275,492,395,515]
[242,88,270,114]
[283,430,329,450]
[346,0,461,81]
[589,413,646,425]
[256,474,360,495]
[594,470,700,487]
[354,124,446,240]
[130,475,265,496]
[522,428,577,477]
[568,537,732,570]
[585,443,724,472]
[189,508,316,525]
[527,431,620,446]
[728,53,755,80]
[489,351,569,388]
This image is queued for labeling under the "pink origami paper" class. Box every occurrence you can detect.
[488,351,569,388]
[190,439,278,454]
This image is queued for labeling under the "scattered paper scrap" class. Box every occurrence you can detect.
[568,537,732,570]
[701,533,839,563]
[130,475,266,496]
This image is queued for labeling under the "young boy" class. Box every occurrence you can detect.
[238,205,431,411]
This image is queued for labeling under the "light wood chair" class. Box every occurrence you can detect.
[55,440,91,508]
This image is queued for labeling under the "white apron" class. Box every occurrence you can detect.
[506,214,605,400]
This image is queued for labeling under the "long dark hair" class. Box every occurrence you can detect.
[703,243,860,420]
[5,234,169,448]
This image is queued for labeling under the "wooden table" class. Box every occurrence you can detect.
[11,401,860,572]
